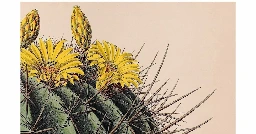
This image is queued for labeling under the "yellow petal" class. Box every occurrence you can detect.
[98,66,107,76]
[67,74,72,79]
[122,78,130,87]
[123,73,142,84]
[90,44,98,49]
[39,74,43,81]
[55,82,60,87]
[110,43,116,61]
[98,58,105,63]
[99,80,108,90]
[63,82,67,86]
[120,68,140,74]
[52,40,66,60]
[24,34,29,41]
[21,48,38,63]
[43,74,47,81]
[117,59,136,67]
[127,79,139,88]
[39,38,48,63]
[20,52,33,65]
[111,79,119,84]
[62,72,68,79]
[89,61,98,66]
[69,78,74,85]
[115,47,121,61]
[115,53,133,65]
[122,52,133,58]
[30,69,38,74]
[119,64,139,71]
[120,81,125,88]
[99,64,105,68]
[64,68,84,75]
[87,54,101,61]
[56,48,73,61]
[96,41,107,60]
[55,75,61,81]
[57,54,79,65]
[87,49,99,56]
[103,41,110,60]
[47,39,54,60]
[60,61,83,71]
[98,72,108,81]
[28,72,37,77]
[30,43,42,63]
[73,75,79,80]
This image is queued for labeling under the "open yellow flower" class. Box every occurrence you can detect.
[20,38,84,87]
[87,40,142,90]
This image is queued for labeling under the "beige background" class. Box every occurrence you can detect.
[20,2,235,134]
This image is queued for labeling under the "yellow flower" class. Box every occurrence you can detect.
[87,40,142,90]
[20,38,84,87]
[71,5,92,49]
[20,9,40,48]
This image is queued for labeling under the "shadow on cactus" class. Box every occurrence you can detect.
[20,5,216,134]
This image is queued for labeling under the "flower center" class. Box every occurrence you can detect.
[105,62,118,72]
[43,66,58,73]
[41,65,59,81]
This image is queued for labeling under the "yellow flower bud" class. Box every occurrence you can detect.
[71,5,92,49]
[20,9,40,48]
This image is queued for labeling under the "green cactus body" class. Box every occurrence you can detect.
[54,86,106,134]
[21,74,77,134]
[20,94,32,132]
[20,72,158,134]
[110,88,157,133]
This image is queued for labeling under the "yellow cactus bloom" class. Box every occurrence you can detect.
[20,9,40,48]
[87,40,142,90]
[71,5,92,49]
[20,38,84,87]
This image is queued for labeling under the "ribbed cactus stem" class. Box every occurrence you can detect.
[20,74,76,134]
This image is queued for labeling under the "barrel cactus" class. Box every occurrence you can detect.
[20,6,215,134]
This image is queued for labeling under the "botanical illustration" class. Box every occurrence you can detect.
[20,5,215,134]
